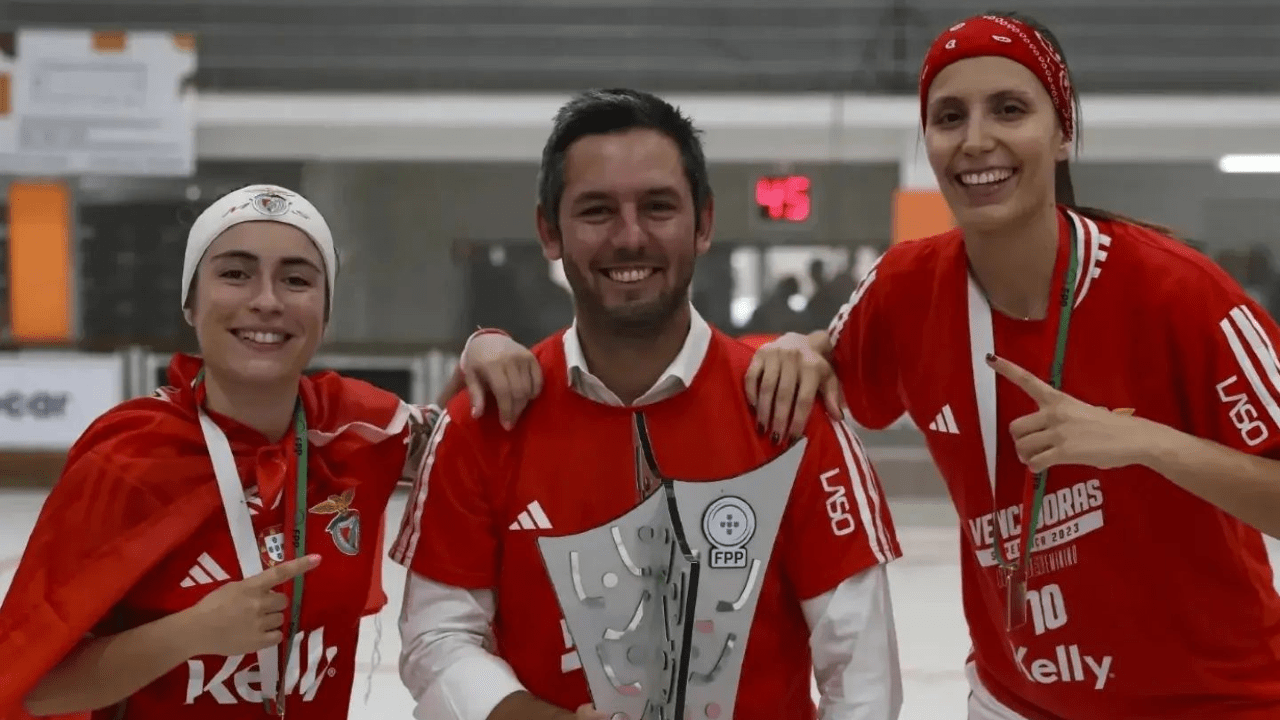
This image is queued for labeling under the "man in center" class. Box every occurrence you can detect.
[391,88,903,720]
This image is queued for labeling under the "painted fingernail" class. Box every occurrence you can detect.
[985,353,995,362]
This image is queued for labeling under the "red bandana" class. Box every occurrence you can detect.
[918,15,1075,141]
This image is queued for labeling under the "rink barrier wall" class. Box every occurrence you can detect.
[0,348,944,495]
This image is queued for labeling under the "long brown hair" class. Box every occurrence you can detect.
[986,11,1177,237]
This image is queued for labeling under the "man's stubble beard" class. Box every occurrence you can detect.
[569,268,694,341]
[601,286,690,339]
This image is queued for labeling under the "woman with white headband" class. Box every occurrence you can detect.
[0,185,429,719]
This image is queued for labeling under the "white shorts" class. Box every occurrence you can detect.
[966,662,1030,720]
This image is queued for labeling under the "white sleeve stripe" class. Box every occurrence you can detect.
[841,418,897,561]
[391,411,452,567]
[826,415,893,565]
[827,262,880,346]
[1228,305,1280,415]
[835,416,895,563]
[1220,312,1280,431]
[1239,305,1280,376]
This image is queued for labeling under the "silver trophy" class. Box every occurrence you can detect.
[537,414,802,720]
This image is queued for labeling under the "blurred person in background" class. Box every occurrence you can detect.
[452,12,1280,720]
[744,275,806,335]
[1243,245,1280,321]
[804,259,854,331]
[392,88,902,720]
[0,185,431,719]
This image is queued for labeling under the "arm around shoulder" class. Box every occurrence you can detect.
[821,251,906,432]
[445,329,543,428]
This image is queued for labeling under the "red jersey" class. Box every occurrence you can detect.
[391,329,900,718]
[0,353,417,719]
[829,206,1280,719]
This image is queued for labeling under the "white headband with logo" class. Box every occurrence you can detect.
[181,184,336,309]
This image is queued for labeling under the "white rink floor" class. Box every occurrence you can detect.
[4,488,1274,719]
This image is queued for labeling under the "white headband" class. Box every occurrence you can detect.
[181,184,336,309]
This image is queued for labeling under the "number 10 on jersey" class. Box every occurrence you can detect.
[1026,583,1068,636]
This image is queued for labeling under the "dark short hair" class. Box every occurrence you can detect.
[537,88,713,233]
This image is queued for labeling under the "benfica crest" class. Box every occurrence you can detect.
[249,190,291,217]
[309,488,361,556]
[537,413,802,719]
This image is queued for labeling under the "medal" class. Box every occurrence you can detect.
[1002,564,1028,630]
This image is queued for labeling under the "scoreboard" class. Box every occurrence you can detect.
[754,174,811,223]
[749,173,817,237]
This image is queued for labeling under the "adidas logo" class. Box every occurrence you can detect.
[928,405,960,435]
[246,487,263,516]
[181,552,231,588]
[245,485,281,517]
[508,501,553,531]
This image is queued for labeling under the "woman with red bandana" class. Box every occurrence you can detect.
[0,185,432,719]
[453,12,1280,720]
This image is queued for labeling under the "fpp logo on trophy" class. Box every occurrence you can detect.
[702,496,756,569]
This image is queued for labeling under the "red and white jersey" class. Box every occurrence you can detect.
[0,353,417,720]
[392,329,901,719]
[829,206,1280,719]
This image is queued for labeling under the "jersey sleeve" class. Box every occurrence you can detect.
[826,254,906,430]
[390,398,503,589]
[1176,266,1280,458]
[776,411,903,601]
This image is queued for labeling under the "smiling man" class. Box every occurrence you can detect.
[392,88,904,720]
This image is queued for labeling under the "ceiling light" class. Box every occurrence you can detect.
[1218,154,1280,173]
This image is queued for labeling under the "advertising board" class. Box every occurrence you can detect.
[0,352,124,450]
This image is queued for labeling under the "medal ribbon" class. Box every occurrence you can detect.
[991,221,1080,577]
[273,404,308,716]
[195,369,307,717]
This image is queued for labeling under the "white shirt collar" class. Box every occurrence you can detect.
[561,304,712,407]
